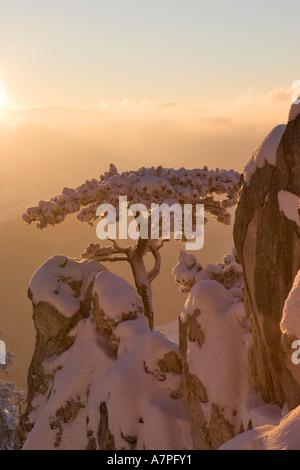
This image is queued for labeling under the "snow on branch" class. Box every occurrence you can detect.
[81,243,129,263]
[23,164,241,229]
[172,249,244,295]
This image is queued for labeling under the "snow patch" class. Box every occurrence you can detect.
[241,393,282,430]
[281,269,300,339]
[30,256,106,317]
[243,125,286,183]
[157,320,179,344]
[277,190,300,227]
[288,101,300,123]
[93,271,144,323]
[220,405,300,450]
[205,264,223,275]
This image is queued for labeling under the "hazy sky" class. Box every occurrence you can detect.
[1,1,300,391]
[1,0,300,109]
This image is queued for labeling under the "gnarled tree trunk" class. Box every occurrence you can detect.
[128,239,154,330]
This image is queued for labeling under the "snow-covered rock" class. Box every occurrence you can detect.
[243,125,286,183]
[288,99,300,123]
[92,271,144,343]
[21,258,192,450]
[241,393,282,430]
[179,277,252,449]
[173,249,243,294]
[220,404,300,450]
[30,255,106,318]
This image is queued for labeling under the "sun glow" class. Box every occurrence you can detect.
[0,81,7,106]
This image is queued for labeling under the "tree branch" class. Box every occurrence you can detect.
[81,242,129,263]
[148,241,162,283]
[108,238,131,253]
[156,239,168,250]
[96,256,129,263]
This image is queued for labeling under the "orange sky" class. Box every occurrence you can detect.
[1,1,300,111]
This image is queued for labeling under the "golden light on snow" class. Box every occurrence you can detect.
[0,80,7,106]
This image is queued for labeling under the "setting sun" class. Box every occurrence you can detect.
[0,80,7,106]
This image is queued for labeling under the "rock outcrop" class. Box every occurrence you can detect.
[18,256,107,445]
[234,110,300,409]
[20,256,191,450]
[178,259,252,449]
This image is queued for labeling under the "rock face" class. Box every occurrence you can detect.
[20,256,191,450]
[234,112,300,409]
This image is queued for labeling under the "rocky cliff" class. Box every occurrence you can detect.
[234,104,300,409]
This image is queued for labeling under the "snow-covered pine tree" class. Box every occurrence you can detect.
[23,165,240,329]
